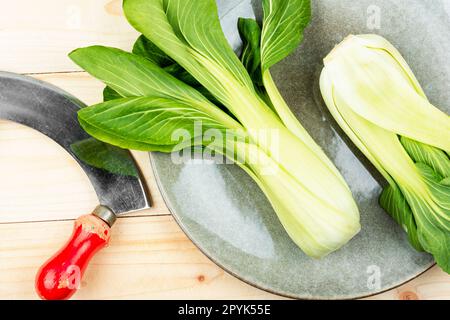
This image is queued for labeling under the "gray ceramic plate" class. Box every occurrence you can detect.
[150,0,450,299]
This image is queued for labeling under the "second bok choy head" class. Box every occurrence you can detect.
[320,34,450,273]
[69,0,361,258]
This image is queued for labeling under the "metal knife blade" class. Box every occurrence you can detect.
[0,71,151,216]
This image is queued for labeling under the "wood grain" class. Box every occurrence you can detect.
[0,0,448,300]
[0,213,448,300]
[33,72,105,106]
[0,0,138,74]
[364,266,450,300]
[0,216,281,299]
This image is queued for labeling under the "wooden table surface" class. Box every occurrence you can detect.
[0,0,449,300]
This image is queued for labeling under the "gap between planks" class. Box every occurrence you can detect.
[0,213,171,226]
[22,70,86,76]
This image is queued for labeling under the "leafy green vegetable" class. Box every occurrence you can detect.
[134,34,233,113]
[101,34,212,107]
[71,138,139,177]
[78,96,240,151]
[133,35,200,86]
[102,36,202,102]
[320,34,450,273]
[237,18,276,110]
[260,0,311,72]
[70,46,238,129]
[260,0,314,137]
[257,1,343,178]
[133,34,174,67]
[70,0,361,258]
[379,183,423,251]
[103,86,122,101]
[238,18,263,87]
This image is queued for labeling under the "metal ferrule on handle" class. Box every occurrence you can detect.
[93,205,116,227]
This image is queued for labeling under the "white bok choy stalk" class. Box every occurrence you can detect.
[320,34,450,273]
[70,0,361,258]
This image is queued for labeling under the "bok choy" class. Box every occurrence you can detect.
[320,34,450,272]
[70,0,361,258]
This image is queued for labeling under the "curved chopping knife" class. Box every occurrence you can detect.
[0,72,151,299]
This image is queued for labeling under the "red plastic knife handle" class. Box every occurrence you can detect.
[35,206,115,300]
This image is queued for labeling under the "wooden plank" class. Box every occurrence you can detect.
[0,214,448,300]
[366,266,450,300]
[33,72,105,106]
[0,0,138,74]
[0,119,99,223]
[0,215,281,299]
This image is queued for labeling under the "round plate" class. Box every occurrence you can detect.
[150,0,449,299]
